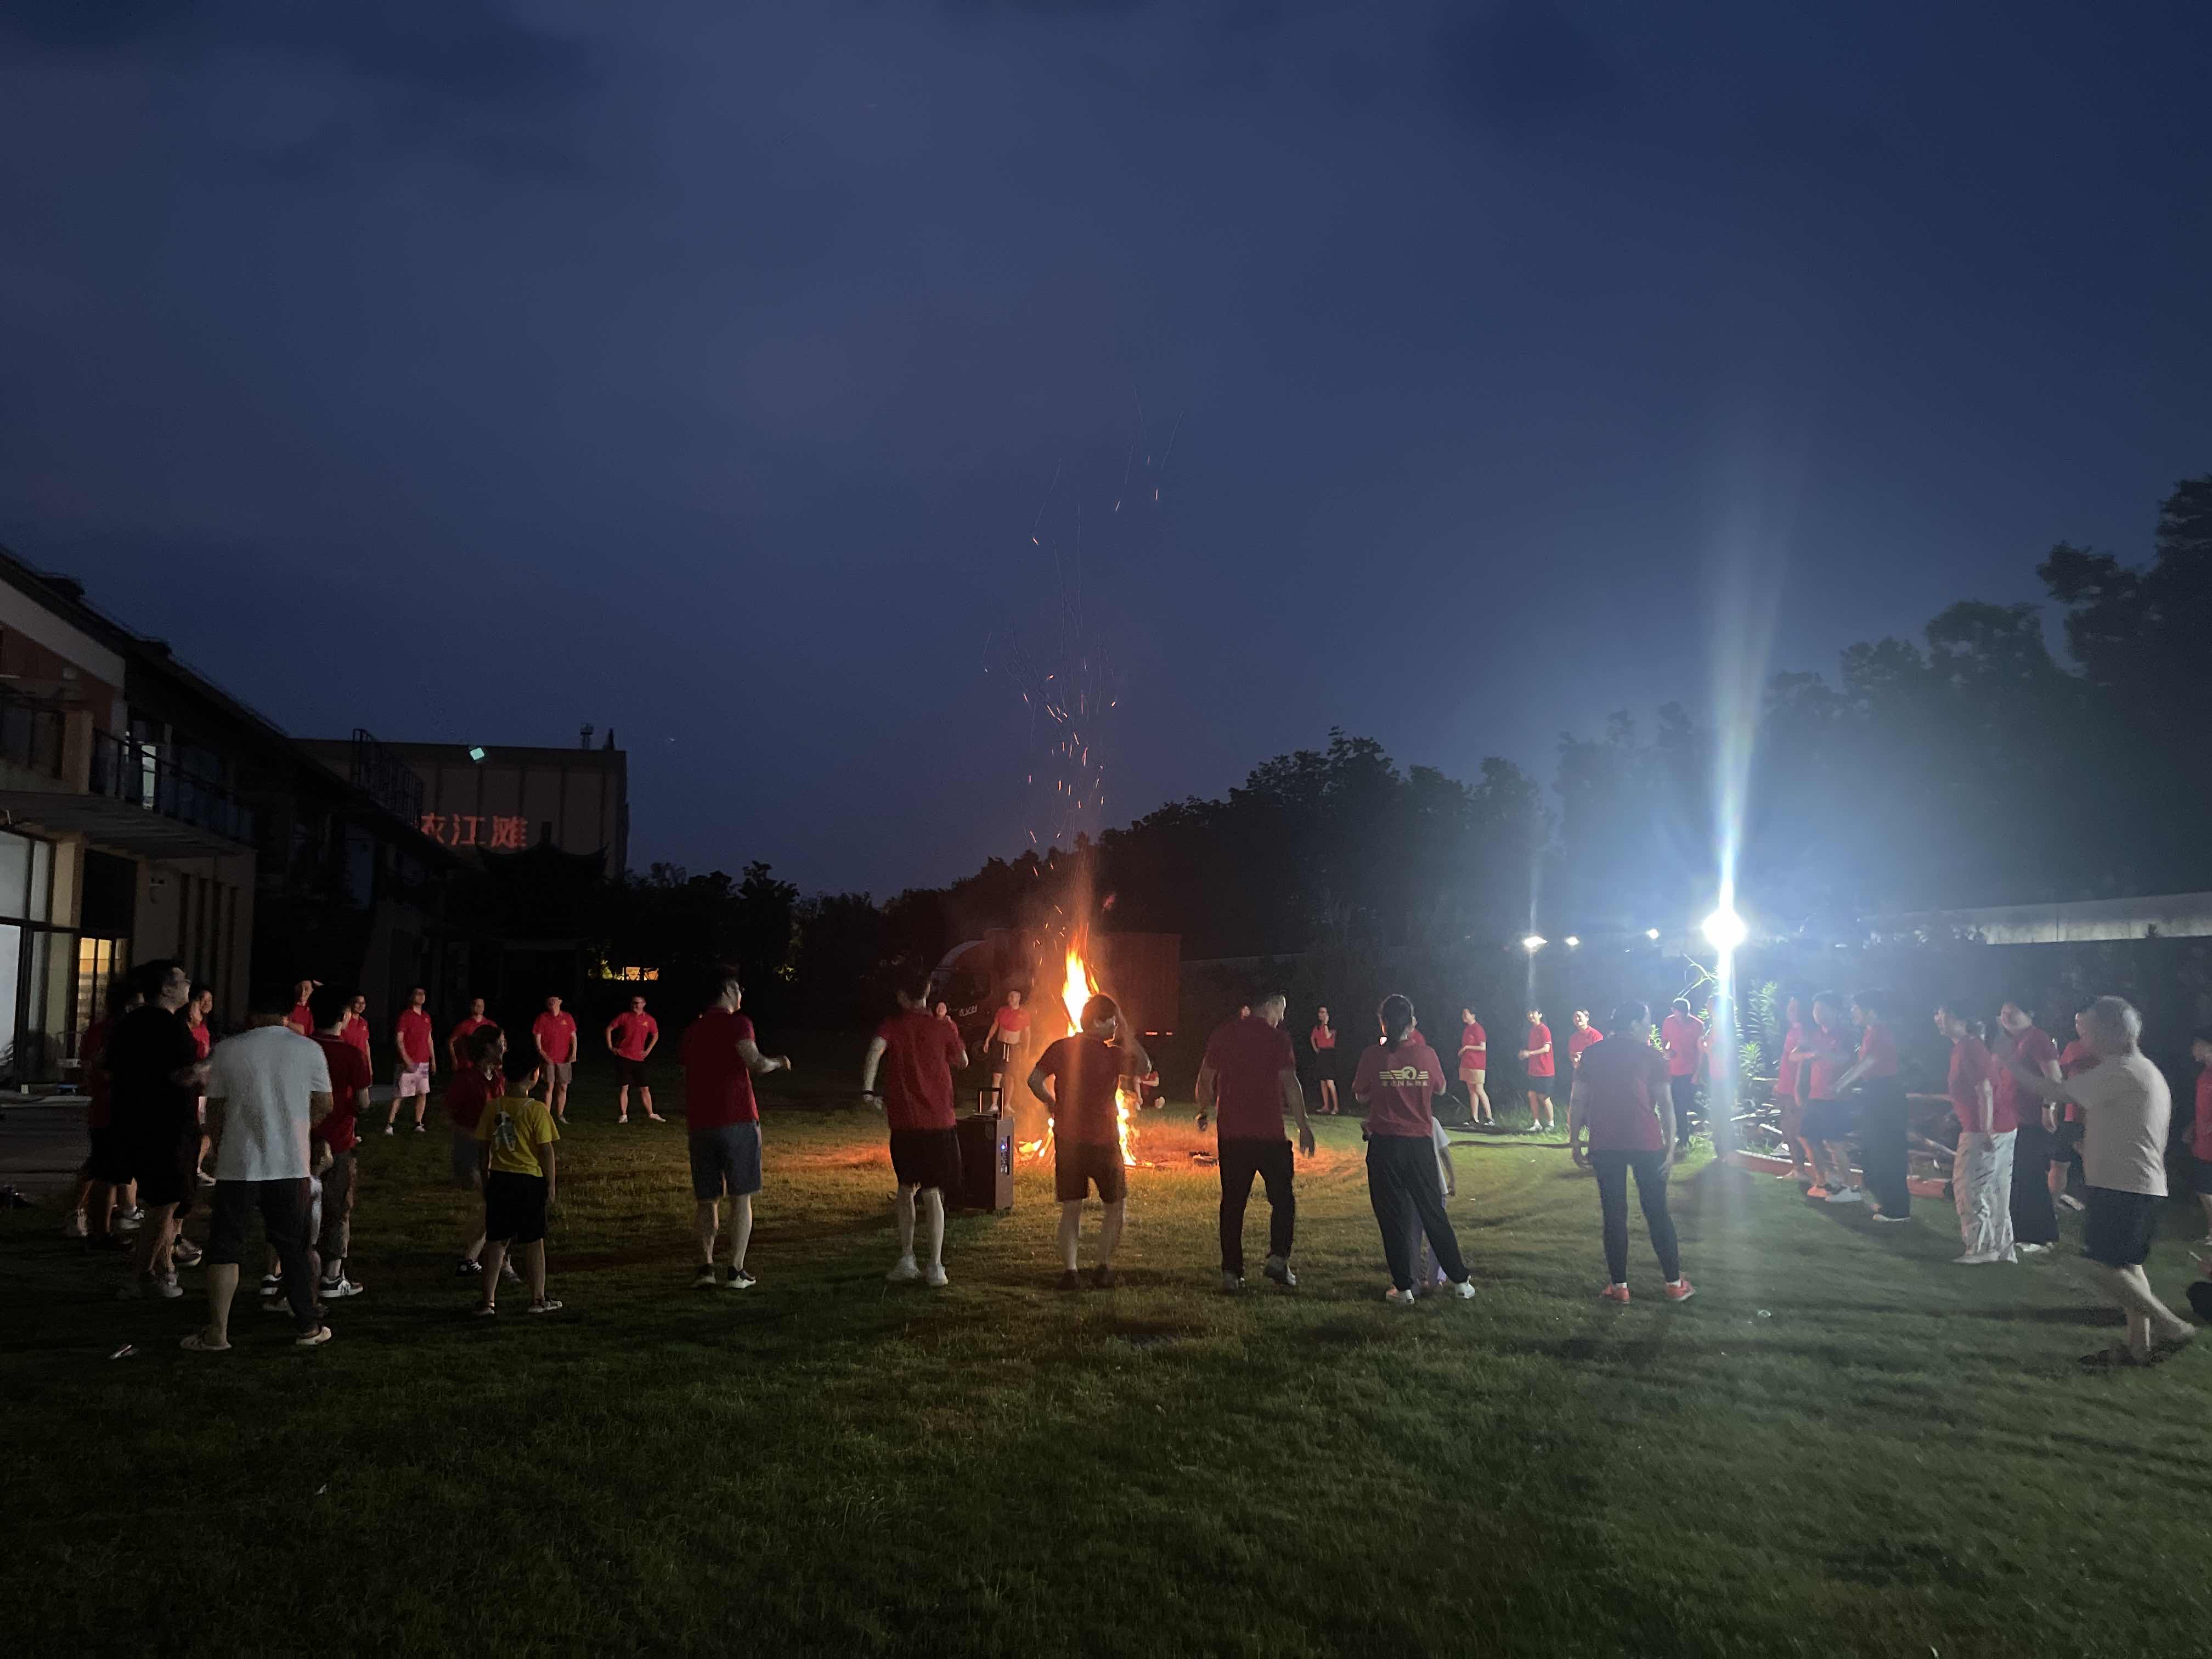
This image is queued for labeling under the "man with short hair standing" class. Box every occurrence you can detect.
[861,975,969,1286]
[532,994,579,1121]
[2005,996,2194,1366]
[1195,992,1314,1292]
[1996,998,2063,1255]
[1660,998,1705,1152]
[607,994,663,1124]
[448,997,491,1072]
[108,960,203,1300]
[386,986,435,1135]
[1031,995,1151,1291]
[1519,1007,1556,1133]
[184,984,334,1351]
[682,969,789,1289]
[1938,1002,2015,1265]
[308,986,374,1299]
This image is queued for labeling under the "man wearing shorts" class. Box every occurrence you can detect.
[107,959,204,1300]
[184,983,333,1352]
[1030,994,1150,1291]
[607,995,663,1124]
[1799,993,1858,1201]
[681,968,790,1289]
[861,975,969,1287]
[1660,998,1705,1151]
[448,997,491,1071]
[1195,992,1314,1292]
[1519,1008,1555,1133]
[386,986,435,1135]
[2004,995,2192,1367]
[473,1048,561,1317]
[532,994,579,1121]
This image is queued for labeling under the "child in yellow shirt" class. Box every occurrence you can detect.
[475,1048,561,1316]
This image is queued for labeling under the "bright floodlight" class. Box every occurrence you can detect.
[1564,935,1581,948]
[1521,934,1547,953]
[1645,928,1661,941]
[1701,907,1747,951]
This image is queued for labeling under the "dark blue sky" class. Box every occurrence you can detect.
[3,2,2206,894]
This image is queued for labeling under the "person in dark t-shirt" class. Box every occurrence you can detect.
[106,958,204,1299]
[1030,994,1150,1291]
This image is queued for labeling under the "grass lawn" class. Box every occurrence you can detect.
[8,1053,2212,1657]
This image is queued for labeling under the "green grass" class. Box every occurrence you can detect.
[8,1054,2212,1657]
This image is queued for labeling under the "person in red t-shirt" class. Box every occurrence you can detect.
[444,1023,510,1278]
[981,990,1031,1107]
[2188,1030,2212,1245]
[1771,995,1813,1186]
[343,994,372,1059]
[1799,992,1858,1201]
[681,969,790,1289]
[448,998,491,1071]
[1833,990,1908,1220]
[532,995,580,1122]
[285,979,318,1037]
[186,981,216,1189]
[861,976,970,1286]
[1457,1008,1491,1126]
[1030,994,1152,1291]
[1307,1005,1341,1116]
[1519,1009,1556,1133]
[1995,1000,2063,1253]
[1567,1009,1605,1069]
[71,983,142,1246]
[308,986,376,1297]
[606,995,664,1125]
[1937,1002,2016,1265]
[1353,994,1475,1305]
[1660,1000,1705,1149]
[1568,1001,1692,1302]
[2052,1007,2099,1212]
[386,986,436,1135]
[1196,992,1315,1291]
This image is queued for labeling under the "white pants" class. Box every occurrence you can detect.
[1953,1130,2017,1261]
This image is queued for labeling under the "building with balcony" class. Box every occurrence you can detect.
[0,545,466,1083]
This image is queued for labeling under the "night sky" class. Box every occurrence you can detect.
[4,3,2207,894]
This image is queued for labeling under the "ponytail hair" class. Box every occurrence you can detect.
[1378,994,1415,1047]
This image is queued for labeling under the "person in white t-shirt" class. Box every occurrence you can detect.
[183,985,334,1353]
[2005,995,2193,1367]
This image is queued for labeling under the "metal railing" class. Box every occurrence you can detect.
[88,730,256,844]
[0,692,67,780]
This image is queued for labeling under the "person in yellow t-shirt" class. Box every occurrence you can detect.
[474,1048,561,1316]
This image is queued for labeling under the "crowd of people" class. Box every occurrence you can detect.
[67,959,2212,1367]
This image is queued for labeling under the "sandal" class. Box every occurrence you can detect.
[179,1331,231,1353]
[526,1299,563,1315]
[293,1325,333,1348]
[473,1302,498,1317]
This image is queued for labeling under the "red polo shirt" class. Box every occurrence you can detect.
[1523,1022,1554,1079]
[874,1006,964,1132]
[533,1011,579,1063]
[1578,1035,1672,1153]
[396,1008,435,1066]
[681,1007,758,1127]
[1203,1015,1297,1140]
[1803,1023,1851,1100]
[1856,1020,1899,1077]
[1660,1011,1703,1077]
[1993,1024,2057,1132]
[1948,1035,1997,1133]
[1567,1024,1605,1064]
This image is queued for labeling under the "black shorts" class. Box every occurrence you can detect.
[890,1127,962,1192]
[2191,1155,2212,1198]
[1525,1075,1552,1098]
[616,1058,651,1088]
[87,1122,132,1184]
[2080,1185,2160,1268]
[1056,1141,1127,1203]
[127,1120,199,1211]
[484,1170,550,1245]
[206,1177,312,1266]
[1803,1098,1857,1144]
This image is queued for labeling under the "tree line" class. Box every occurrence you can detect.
[608,473,2212,1024]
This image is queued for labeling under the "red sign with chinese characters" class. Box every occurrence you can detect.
[420,812,529,850]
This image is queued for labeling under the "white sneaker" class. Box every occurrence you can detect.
[1387,1286,1417,1307]
[2017,1242,2053,1256]
[924,1263,948,1288]
[1452,1279,1476,1300]
[1825,1188,1866,1205]
[320,1278,366,1299]
[383,1125,394,1136]
[117,1207,144,1232]
[1953,1251,1999,1265]
[63,1212,87,1239]
[886,1256,921,1283]
[2055,1192,2084,1212]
